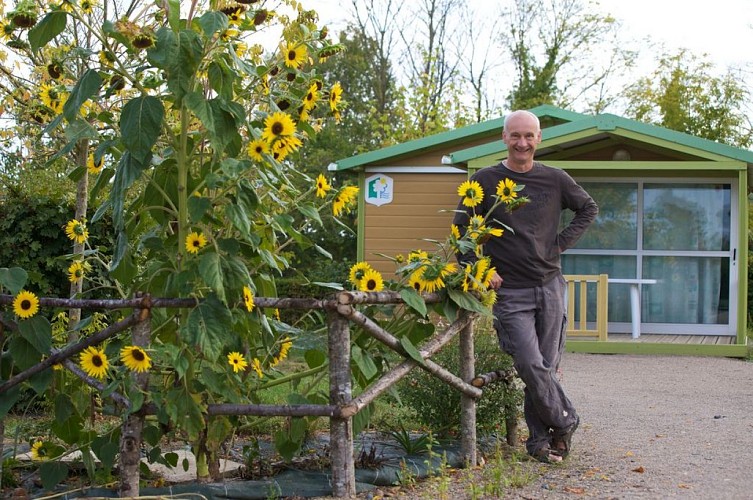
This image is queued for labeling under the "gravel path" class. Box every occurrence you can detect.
[506,352,753,499]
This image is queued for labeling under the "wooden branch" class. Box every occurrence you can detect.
[471,369,517,388]
[328,308,356,497]
[336,290,443,305]
[60,357,130,408]
[207,403,341,417]
[0,312,140,394]
[459,315,477,466]
[119,307,152,497]
[339,312,481,417]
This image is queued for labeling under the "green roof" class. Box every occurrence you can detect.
[329,105,587,171]
[331,106,753,171]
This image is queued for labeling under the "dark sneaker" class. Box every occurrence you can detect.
[552,416,579,458]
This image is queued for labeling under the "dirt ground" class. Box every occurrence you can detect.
[355,351,753,499]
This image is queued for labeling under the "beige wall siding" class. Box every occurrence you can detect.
[363,172,467,278]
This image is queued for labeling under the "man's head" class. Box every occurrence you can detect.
[503,110,542,171]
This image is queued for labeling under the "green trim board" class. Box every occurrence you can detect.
[566,340,749,358]
[737,169,750,345]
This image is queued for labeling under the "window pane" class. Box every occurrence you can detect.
[561,182,637,250]
[562,254,636,323]
[643,256,729,324]
[643,184,730,251]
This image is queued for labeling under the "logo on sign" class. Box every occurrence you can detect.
[365,174,393,206]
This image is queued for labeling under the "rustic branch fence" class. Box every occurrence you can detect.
[0,290,503,498]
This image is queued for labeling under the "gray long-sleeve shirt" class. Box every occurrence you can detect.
[453,161,598,288]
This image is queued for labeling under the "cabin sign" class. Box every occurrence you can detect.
[365,174,393,206]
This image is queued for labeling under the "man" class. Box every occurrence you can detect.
[453,110,598,463]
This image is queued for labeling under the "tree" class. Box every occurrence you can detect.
[623,49,753,148]
[500,0,635,112]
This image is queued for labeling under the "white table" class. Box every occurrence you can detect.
[607,279,658,339]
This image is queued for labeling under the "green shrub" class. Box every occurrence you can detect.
[398,321,522,436]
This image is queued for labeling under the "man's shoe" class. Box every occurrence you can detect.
[551,416,579,458]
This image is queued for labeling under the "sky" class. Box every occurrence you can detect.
[308,0,753,72]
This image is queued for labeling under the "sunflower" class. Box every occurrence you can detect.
[475,258,495,289]
[496,178,518,204]
[457,180,484,208]
[461,264,474,292]
[261,111,295,143]
[271,338,292,367]
[282,43,307,69]
[87,153,104,174]
[243,286,255,312]
[315,173,331,198]
[120,345,152,373]
[67,260,89,283]
[80,346,109,379]
[466,215,503,240]
[407,250,429,265]
[329,82,343,112]
[80,0,97,14]
[333,185,359,216]
[185,231,207,254]
[0,20,13,41]
[251,358,264,378]
[99,50,115,66]
[480,289,498,307]
[227,7,245,25]
[131,32,155,49]
[348,261,372,287]
[227,351,248,373]
[302,83,319,111]
[414,262,457,293]
[13,290,39,319]
[65,219,88,244]
[247,138,270,162]
[451,224,461,239]
[359,268,384,292]
[31,441,48,461]
[39,83,64,114]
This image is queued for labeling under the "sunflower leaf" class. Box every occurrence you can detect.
[40,462,68,491]
[400,287,427,317]
[120,96,164,165]
[199,252,226,304]
[446,288,492,317]
[28,11,67,52]
[63,69,102,122]
[0,267,28,294]
[400,336,425,366]
[18,315,52,356]
[184,295,233,362]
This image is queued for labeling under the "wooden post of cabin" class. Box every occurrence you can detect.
[459,310,477,466]
[329,305,355,497]
[118,296,151,497]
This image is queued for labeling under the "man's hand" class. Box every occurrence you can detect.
[489,271,503,290]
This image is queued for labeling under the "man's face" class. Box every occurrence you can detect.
[502,114,542,164]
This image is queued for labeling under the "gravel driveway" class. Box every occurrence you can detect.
[507,352,753,499]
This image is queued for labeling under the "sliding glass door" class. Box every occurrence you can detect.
[561,178,737,335]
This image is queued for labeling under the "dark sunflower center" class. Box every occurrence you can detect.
[21,300,31,310]
[503,188,511,196]
[366,279,377,290]
[132,349,145,361]
[287,50,297,61]
[192,239,200,247]
[92,355,103,367]
[271,122,284,135]
[465,188,475,198]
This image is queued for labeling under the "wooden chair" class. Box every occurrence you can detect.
[563,274,608,341]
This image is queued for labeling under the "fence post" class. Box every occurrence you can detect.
[329,306,355,497]
[459,310,477,466]
[118,296,151,497]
